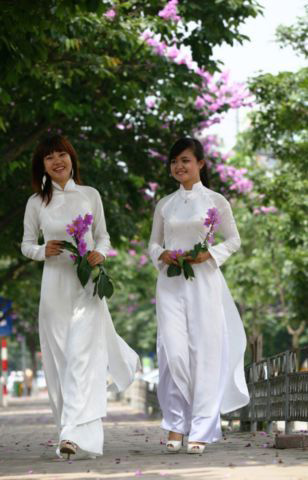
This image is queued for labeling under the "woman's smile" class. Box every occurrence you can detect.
[44,151,72,187]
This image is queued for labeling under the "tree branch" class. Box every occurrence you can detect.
[1,121,51,165]
[0,204,25,233]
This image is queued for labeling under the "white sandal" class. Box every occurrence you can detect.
[166,434,184,453]
[187,442,206,454]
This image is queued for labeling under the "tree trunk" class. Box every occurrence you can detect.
[287,322,305,370]
[248,329,263,363]
[26,336,38,376]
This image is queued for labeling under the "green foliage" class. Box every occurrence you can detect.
[222,11,308,356]
[105,244,158,353]
[0,0,261,354]
[276,4,308,58]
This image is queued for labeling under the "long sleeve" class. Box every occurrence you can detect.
[92,190,111,258]
[208,199,241,268]
[148,199,165,271]
[21,196,46,261]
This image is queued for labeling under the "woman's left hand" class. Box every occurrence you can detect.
[87,250,105,267]
[185,251,212,264]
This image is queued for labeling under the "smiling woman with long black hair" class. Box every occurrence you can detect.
[149,137,249,454]
[21,134,140,459]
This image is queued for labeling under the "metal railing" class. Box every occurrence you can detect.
[222,347,308,433]
[144,347,308,433]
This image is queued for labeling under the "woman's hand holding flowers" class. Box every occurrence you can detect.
[185,251,212,264]
[159,250,180,265]
[167,207,220,280]
[46,240,64,257]
[87,251,105,267]
[63,213,113,299]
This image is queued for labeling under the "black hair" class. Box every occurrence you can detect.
[32,134,81,205]
[168,137,210,187]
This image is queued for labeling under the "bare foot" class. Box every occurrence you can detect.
[168,431,184,442]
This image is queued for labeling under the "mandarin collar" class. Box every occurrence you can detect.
[179,181,204,199]
[52,179,76,192]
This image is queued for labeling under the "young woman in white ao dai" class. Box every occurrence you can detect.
[148,138,249,453]
[21,135,140,458]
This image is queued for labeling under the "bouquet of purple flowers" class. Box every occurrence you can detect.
[62,213,114,299]
[167,207,221,280]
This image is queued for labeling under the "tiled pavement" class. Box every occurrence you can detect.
[0,394,307,480]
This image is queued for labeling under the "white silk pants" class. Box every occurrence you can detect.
[156,265,229,442]
[160,328,228,442]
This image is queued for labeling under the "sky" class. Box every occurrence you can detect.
[208,0,306,150]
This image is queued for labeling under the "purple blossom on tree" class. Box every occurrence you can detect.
[139,254,148,266]
[107,249,118,257]
[158,0,181,22]
[104,8,116,20]
[145,95,157,109]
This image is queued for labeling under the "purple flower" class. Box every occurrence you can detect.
[165,44,179,60]
[260,206,278,214]
[139,255,148,266]
[84,213,93,226]
[145,95,157,109]
[129,249,137,256]
[204,208,221,228]
[158,0,181,22]
[71,213,93,240]
[107,249,118,257]
[215,164,253,194]
[66,224,76,236]
[104,8,116,20]
[77,239,88,257]
[207,233,215,245]
[170,249,184,260]
[148,182,158,192]
[195,96,206,109]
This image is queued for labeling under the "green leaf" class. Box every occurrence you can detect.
[97,272,114,299]
[77,253,92,287]
[93,279,98,296]
[183,260,195,280]
[62,240,78,255]
[178,256,185,267]
[167,264,182,277]
[190,242,202,259]
[91,265,100,280]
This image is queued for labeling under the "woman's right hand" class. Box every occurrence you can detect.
[45,240,64,257]
[159,250,179,265]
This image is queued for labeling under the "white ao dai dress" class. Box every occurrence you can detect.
[21,179,140,456]
[148,181,249,443]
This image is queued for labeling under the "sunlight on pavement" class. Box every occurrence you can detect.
[0,465,307,480]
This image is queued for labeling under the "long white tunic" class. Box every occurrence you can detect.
[21,179,140,455]
[148,181,249,418]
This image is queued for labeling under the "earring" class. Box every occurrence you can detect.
[71,168,74,178]
[42,174,47,186]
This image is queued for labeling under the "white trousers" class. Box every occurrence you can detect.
[158,313,229,443]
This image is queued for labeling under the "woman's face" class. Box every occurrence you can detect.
[170,148,204,186]
[43,150,72,185]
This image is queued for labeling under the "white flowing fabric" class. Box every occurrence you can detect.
[21,179,140,456]
[148,181,249,440]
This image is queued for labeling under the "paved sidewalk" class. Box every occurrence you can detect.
[0,395,307,480]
